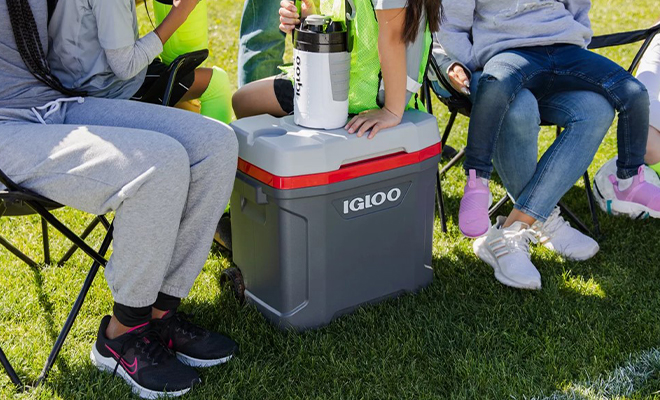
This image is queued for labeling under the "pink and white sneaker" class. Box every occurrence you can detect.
[596,164,660,219]
[459,169,492,238]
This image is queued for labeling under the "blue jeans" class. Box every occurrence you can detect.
[490,89,615,221]
[237,0,286,87]
[466,44,650,180]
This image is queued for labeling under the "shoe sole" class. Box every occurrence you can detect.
[473,237,541,290]
[176,353,233,368]
[91,346,192,399]
[594,182,660,219]
[459,226,489,239]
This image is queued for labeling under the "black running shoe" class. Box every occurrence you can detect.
[90,315,200,399]
[152,311,239,367]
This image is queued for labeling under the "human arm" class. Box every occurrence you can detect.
[345,7,406,139]
[92,0,197,79]
[432,40,472,95]
[436,0,477,71]
[105,34,162,80]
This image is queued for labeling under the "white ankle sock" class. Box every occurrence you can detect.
[480,178,488,186]
[617,176,634,191]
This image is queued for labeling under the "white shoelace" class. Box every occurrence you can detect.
[533,208,569,244]
[490,224,538,259]
[31,97,85,125]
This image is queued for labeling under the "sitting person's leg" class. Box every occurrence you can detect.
[547,45,660,217]
[232,75,293,119]
[478,90,614,289]
[65,98,238,312]
[172,66,233,124]
[635,34,660,171]
[1,97,238,395]
[237,0,286,87]
[459,49,548,237]
[0,112,200,396]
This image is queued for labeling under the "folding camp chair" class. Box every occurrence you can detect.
[425,23,660,236]
[0,49,209,390]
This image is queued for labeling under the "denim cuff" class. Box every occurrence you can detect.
[513,203,549,223]
[467,168,492,180]
[616,167,639,180]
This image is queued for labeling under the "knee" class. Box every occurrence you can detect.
[477,69,523,99]
[232,86,251,119]
[618,76,650,111]
[584,94,616,129]
[153,138,191,189]
[503,90,541,137]
[208,66,231,96]
[193,122,239,173]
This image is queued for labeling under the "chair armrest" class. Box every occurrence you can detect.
[427,53,473,115]
[588,24,660,73]
[588,24,660,50]
[162,49,210,106]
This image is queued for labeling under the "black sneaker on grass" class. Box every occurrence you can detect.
[90,315,200,399]
[152,311,238,367]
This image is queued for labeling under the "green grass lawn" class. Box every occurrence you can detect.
[2,1,660,399]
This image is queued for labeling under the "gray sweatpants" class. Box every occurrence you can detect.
[0,97,238,308]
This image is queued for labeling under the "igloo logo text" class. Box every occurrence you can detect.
[343,188,402,215]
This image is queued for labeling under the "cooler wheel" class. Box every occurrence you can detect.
[220,266,245,305]
[213,212,232,253]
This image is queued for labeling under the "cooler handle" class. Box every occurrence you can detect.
[236,173,269,205]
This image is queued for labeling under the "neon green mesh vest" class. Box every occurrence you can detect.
[320,0,432,114]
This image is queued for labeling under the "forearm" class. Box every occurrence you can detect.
[377,8,407,117]
[154,2,197,44]
[105,32,163,80]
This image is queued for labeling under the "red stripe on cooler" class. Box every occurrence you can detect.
[238,142,441,190]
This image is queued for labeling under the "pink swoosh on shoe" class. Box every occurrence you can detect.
[105,344,139,375]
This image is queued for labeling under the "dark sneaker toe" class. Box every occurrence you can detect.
[177,333,238,367]
[141,361,201,392]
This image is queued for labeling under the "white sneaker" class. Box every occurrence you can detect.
[593,156,660,219]
[531,207,599,261]
[473,216,542,290]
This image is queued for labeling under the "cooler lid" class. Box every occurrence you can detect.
[231,110,440,183]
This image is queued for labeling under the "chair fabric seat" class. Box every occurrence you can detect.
[0,191,62,217]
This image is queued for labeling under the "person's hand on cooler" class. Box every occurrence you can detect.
[279,0,316,34]
[345,7,409,139]
[447,63,471,96]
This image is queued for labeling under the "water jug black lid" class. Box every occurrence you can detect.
[294,15,348,53]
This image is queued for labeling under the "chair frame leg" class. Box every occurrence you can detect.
[0,208,113,389]
[0,345,22,387]
[436,110,461,232]
[489,196,511,218]
[436,172,447,233]
[58,216,103,266]
[41,217,50,265]
[35,225,113,386]
[0,234,40,268]
[439,148,466,176]
[582,170,602,238]
[558,200,594,237]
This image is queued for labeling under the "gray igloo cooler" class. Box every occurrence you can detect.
[229,110,441,330]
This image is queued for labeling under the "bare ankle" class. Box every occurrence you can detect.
[152,307,170,320]
[106,315,131,340]
[503,209,536,228]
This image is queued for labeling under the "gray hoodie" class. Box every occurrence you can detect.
[0,0,61,110]
[437,0,593,72]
